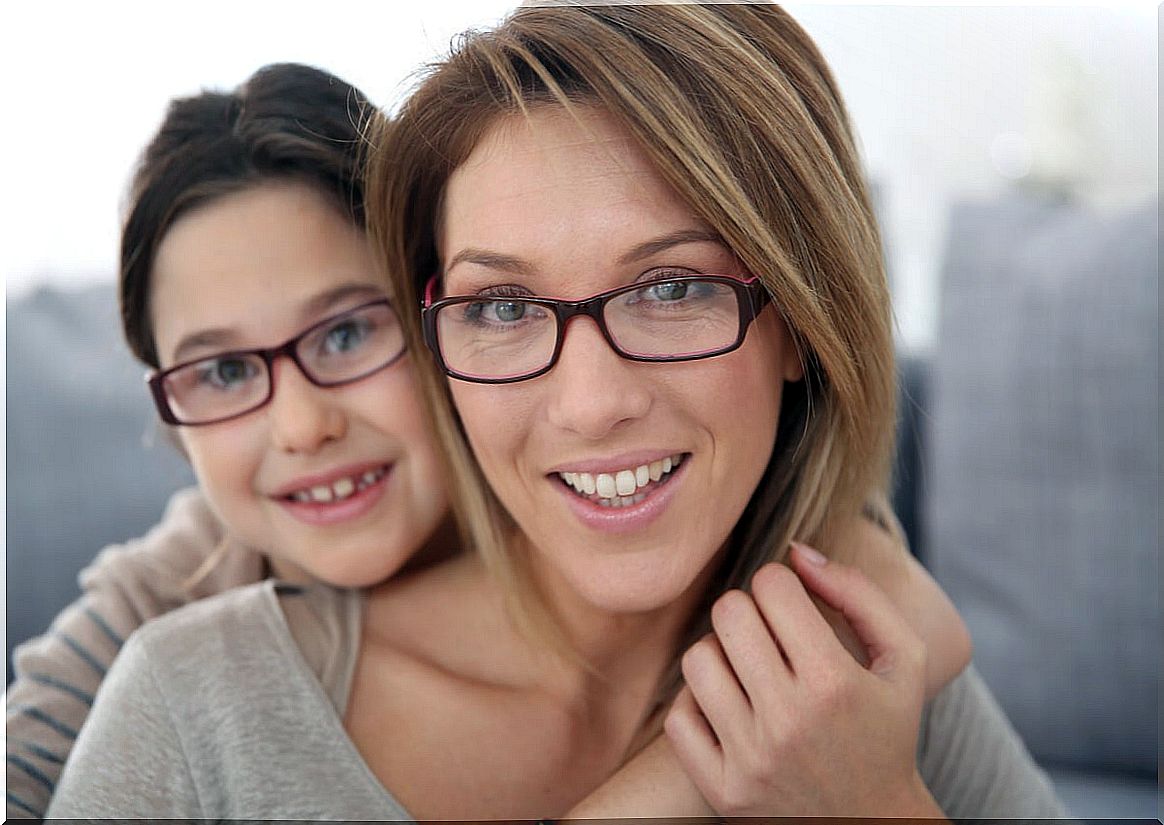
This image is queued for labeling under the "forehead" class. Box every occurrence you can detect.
[440,106,719,283]
[150,182,381,362]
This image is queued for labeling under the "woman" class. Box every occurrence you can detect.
[364,2,1064,817]
[45,7,1045,820]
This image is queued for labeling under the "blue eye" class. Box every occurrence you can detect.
[645,281,689,302]
[322,318,371,353]
[463,299,536,325]
[195,356,260,390]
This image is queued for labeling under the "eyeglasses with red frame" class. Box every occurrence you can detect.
[421,274,769,384]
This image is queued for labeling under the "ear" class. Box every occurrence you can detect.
[776,315,806,383]
[158,421,191,461]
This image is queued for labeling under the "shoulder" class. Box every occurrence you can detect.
[128,580,282,667]
[79,486,264,597]
[825,503,973,696]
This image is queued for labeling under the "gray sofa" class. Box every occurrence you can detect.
[6,193,1159,817]
[894,193,1159,818]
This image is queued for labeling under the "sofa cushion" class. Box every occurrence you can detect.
[925,195,1158,775]
[6,284,195,681]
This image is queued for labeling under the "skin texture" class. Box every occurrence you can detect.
[150,181,449,588]
[441,107,804,622]
[666,544,943,816]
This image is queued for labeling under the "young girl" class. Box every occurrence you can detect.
[4,62,451,820]
[35,39,976,822]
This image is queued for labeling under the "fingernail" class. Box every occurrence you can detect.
[791,541,827,566]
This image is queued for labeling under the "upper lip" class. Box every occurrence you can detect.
[547,450,687,476]
[270,460,391,498]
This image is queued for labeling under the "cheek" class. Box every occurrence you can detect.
[179,426,261,504]
[448,382,539,493]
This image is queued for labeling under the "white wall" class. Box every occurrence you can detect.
[789,4,1158,348]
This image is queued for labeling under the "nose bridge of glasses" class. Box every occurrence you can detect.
[267,338,328,392]
[556,294,624,358]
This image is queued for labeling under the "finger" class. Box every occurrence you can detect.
[680,633,751,748]
[663,685,722,793]
[789,542,923,682]
[749,560,850,678]
[709,588,791,706]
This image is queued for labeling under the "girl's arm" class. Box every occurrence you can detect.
[5,487,263,819]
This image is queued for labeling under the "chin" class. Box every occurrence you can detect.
[292,548,401,590]
[565,555,701,617]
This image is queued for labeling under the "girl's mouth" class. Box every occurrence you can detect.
[556,453,686,508]
[283,465,389,504]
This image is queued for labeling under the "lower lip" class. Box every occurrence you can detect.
[553,459,688,535]
[274,467,391,527]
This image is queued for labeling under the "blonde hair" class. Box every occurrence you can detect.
[366,1,896,706]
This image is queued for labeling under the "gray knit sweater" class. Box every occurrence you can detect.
[43,578,1067,820]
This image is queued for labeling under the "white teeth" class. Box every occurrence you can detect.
[288,465,386,505]
[310,485,333,503]
[560,455,685,502]
[333,477,355,500]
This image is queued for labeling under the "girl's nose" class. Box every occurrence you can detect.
[266,357,347,453]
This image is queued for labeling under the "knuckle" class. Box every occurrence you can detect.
[906,634,928,673]
[752,561,798,599]
[711,589,751,628]
[815,665,859,708]
[681,634,718,676]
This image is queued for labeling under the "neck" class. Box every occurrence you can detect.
[509,532,718,707]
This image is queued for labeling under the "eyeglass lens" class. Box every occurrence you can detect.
[434,278,743,381]
[161,302,403,424]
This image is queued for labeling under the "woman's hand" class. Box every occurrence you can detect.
[664,543,944,817]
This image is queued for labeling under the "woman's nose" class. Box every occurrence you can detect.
[265,357,348,453]
[543,316,651,441]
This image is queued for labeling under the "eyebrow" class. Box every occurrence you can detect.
[617,229,726,265]
[169,282,387,364]
[444,228,726,281]
[444,249,537,278]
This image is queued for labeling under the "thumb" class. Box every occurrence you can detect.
[788,542,922,682]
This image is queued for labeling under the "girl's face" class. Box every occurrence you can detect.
[150,182,447,587]
[439,107,803,615]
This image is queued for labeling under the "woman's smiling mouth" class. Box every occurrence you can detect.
[556,453,686,508]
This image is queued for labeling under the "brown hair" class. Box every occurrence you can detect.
[120,62,373,367]
[366,2,896,707]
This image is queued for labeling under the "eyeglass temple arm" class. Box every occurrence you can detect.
[423,274,440,307]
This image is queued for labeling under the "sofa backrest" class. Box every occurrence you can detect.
[924,194,1159,774]
[6,284,195,681]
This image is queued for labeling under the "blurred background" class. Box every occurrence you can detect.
[4,2,1158,818]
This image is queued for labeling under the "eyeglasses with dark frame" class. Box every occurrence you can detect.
[147,299,406,426]
[421,274,770,384]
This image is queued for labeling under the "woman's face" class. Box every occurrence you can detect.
[439,106,802,614]
[150,181,448,587]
